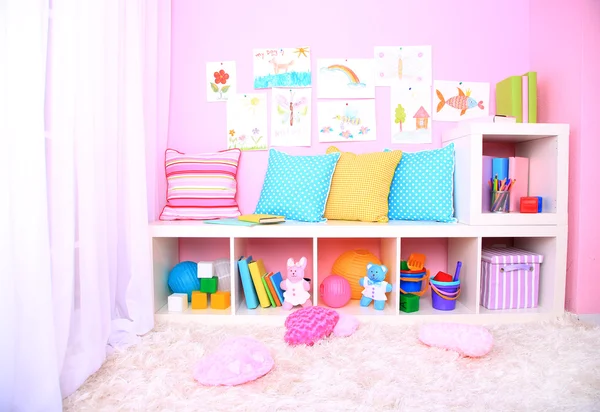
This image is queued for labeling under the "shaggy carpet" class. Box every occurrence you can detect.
[63,315,600,411]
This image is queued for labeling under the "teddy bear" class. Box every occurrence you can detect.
[280,257,312,310]
[359,262,392,310]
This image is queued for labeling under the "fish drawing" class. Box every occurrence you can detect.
[436,87,484,116]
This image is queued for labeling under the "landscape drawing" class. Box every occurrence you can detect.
[253,46,311,89]
[271,88,312,147]
[374,45,432,87]
[226,93,268,151]
[317,58,375,99]
[317,100,376,143]
[432,80,490,121]
[390,85,432,144]
[206,61,236,102]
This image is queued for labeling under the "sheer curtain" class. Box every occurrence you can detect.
[1,0,171,410]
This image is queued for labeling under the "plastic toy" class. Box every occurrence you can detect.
[191,291,208,309]
[196,261,214,279]
[168,293,188,312]
[200,276,218,293]
[359,262,392,310]
[280,257,312,310]
[319,274,351,308]
[210,291,231,310]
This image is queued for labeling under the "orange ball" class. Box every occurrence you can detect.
[331,249,382,300]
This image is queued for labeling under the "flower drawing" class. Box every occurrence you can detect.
[210,69,231,100]
[359,126,370,135]
[229,129,235,136]
[320,126,333,133]
[339,130,353,139]
[252,128,260,135]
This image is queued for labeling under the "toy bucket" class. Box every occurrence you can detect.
[430,279,461,311]
[400,269,430,296]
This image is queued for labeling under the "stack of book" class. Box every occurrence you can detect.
[495,72,537,123]
[237,256,285,309]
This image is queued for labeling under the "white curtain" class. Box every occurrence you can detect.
[0,0,171,410]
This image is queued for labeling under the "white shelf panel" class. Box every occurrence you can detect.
[149,220,559,239]
[442,122,569,143]
[317,298,397,317]
[156,303,232,316]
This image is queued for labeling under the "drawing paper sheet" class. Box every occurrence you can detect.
[226,93,268,151]
[316,58,375,99]
[390,85,432,144]
[432,80,490,121]
[374,45,432,87]
[317,100,376,143]
[270,88,312,147]
[253,47,311,89]
[206,61,236,102]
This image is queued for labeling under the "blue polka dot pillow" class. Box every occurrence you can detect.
[387,143,456,222]
[255,149,341,222]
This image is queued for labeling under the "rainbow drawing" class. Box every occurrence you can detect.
[326,64,365,88]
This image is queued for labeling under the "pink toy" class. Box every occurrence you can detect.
[333,313,359,337]
[418,322,494,358]
[320,275,352,308]
[284,306,339,346]
[280,257,312,310]
[193,336,274,386]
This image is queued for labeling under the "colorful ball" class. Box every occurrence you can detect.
[320,275,352,308]
[168,261,200,301]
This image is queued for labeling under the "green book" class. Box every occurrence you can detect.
[523,71,537,123]
[261,274,276,307]
[496,75,523,123]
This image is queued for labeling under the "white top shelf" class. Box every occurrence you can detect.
[442,122,570,143]
[148,220,559,238]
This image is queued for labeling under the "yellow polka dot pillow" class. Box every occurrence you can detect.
[324,147,403,222]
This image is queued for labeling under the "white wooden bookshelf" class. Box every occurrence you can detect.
[149,123,569,325]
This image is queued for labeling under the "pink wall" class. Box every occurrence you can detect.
[167,0,531,214]
[164,0,598,312]
[530,0,600,314]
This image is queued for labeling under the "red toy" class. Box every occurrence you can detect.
[520,197,539,213]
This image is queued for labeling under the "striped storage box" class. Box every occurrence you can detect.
[480,247,543,310]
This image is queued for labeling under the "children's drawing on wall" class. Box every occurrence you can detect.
[390,85,432,144]
[374,45,432,87]
[432,80,490,121]
[206,61,236,102]
[317,100,376,143]
[316,59,375,99]
[271,88,312,147]
[253,47,311,89]
[226,93,268,151]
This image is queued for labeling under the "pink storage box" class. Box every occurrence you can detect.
[480,247,543,310]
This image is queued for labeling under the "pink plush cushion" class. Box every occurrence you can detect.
[160,148,241,221]
[284,306,339,346]
[193,336,273,386]
[418,322,493,357]
[333,313,359,337]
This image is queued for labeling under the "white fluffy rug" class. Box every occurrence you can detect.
[64,315,600,411]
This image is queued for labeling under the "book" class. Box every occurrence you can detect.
[269,271,285,304]
[204,218,256,226]
[496,75,523,123]
[261,273,276,307]
[508,157,529,212]
[482,155,493,212]
[492,158,509,181]
[237,256,259,309]
[248,259,271,308]
[522,75,529,123]
[238,214,285,224]
[265,272,282,306]
[523,71,537,123]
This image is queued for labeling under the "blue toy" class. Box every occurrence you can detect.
[168,261,200,302]
[359,263,392,310]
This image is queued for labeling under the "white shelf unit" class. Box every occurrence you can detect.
[149,123,569,325]
[442,122,569,226]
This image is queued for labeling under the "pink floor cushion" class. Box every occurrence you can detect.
[284,306,340,346]
[333,313,359,337]
[418,322,494,358]
[193,336,274,386]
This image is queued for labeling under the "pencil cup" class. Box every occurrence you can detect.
[491,190,510,213]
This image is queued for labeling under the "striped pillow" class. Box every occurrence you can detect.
[159,148,242,220]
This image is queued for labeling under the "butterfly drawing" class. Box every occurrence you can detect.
[275,90,309,126]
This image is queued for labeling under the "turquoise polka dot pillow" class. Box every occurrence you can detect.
[255,149,341,222]
[387,143,456,222]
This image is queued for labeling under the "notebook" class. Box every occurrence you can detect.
[238,214,285,224]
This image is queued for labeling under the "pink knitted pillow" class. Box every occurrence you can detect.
[418,322,493,358]
[284,306,339,346]
[193,336,274,386]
